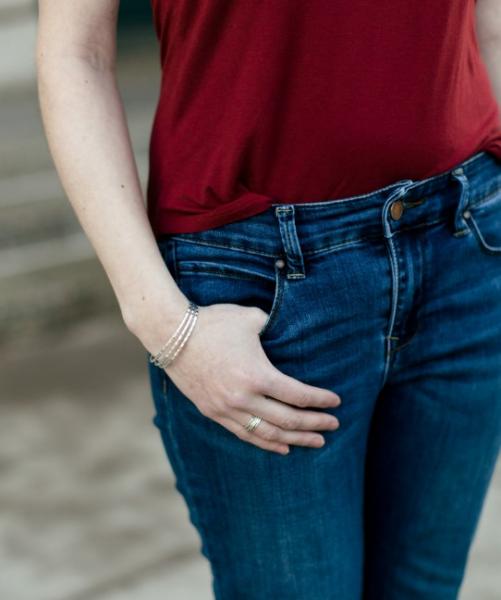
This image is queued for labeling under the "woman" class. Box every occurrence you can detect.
[37,1,501,598]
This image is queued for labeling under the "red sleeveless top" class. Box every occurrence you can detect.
[147,0,501,235]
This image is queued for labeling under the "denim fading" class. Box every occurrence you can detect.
[147,149,501,600]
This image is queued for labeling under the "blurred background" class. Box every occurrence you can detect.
[0,2,499,599]
[1,2,212,599]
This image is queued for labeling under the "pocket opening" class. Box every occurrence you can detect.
[258,261,286,339]
[463,193,501,255]
[465,212,501,254]
[165,238,287,340]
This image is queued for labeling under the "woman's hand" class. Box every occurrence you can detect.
[147,303,342,455]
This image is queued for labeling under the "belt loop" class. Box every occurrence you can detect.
[450,166,471,236]
[274,205,306,279]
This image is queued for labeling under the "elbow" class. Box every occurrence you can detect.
[35,37,116,75]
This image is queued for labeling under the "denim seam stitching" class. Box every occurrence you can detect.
[279,212,303,278]
[169,236,278,259]
[465,214,501,254]
[307,218,443,259]
[259,265,285,338]
[176,267,275,283]
[171,216,458,261]
[287,216,306,278]
[381,236,400,388]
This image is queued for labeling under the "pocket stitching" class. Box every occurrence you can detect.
[169,235,276,259]
[170,238,286,339]
[465,211,501,254]
[258,262,286,338]
[175,261,275,283]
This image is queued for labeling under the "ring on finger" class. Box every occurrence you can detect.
[244,414,263,432]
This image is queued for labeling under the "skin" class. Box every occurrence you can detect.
[36,1,501,456]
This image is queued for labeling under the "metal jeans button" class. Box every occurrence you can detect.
[275,258,286,269]
[390,199,404,220]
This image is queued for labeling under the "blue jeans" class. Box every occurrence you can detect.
[147,150,501,599]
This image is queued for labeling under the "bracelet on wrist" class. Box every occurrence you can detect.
[148,300,199,369]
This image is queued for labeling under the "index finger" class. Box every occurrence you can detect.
[262,365,342,409]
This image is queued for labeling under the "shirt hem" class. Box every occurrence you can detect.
[151,193,276,236]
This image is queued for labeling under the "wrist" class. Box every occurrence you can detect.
[123,290,191,354]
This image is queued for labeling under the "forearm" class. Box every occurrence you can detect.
[36,54,187,345]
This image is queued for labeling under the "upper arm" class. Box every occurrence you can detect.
[476,0,501,45]
[36,0,120,70]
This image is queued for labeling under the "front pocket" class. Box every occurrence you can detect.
[169,237,287,340]
[464,191,501,255]
[257,260,286,338]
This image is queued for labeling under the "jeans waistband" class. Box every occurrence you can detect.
[167,150,501,278]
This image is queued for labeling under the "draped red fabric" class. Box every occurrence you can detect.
[147,0,501,235]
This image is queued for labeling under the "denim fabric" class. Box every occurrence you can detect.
[147,150,501,599]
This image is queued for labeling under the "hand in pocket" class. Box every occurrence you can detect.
[160,302,342,455]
